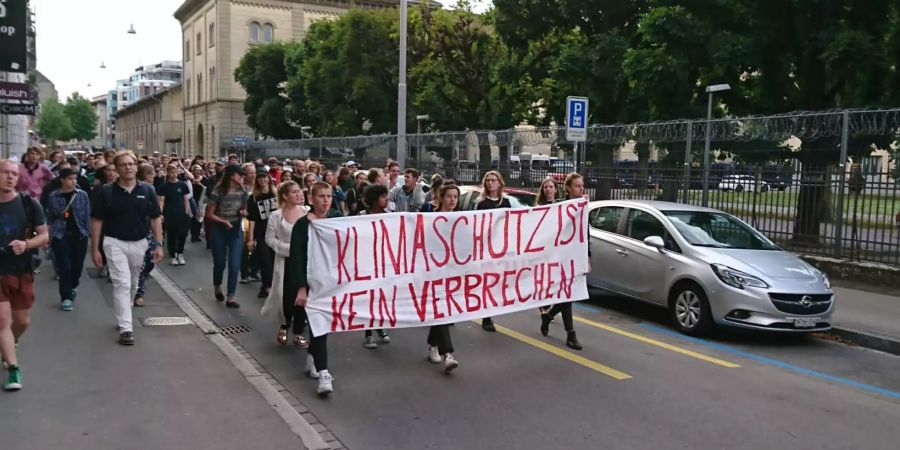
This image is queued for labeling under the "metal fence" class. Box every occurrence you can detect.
[247,108,900,265]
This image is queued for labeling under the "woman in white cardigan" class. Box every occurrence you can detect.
[260,181,309,347]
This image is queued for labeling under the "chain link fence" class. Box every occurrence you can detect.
[247,108,900,265]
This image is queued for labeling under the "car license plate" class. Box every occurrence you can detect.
[793,318,819,328]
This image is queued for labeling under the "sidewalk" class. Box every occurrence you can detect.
[1,264,305,450]
[830,284,900,354]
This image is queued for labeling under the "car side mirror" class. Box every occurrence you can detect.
[644,236,665,251]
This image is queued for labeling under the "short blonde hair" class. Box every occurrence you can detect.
[113,150,138,167]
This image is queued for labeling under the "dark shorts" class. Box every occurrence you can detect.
[0,273,36,311]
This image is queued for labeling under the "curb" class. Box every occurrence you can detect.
[151,270,339,450]
[821,326,900,356]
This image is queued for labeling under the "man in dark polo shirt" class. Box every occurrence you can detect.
[90,150,163,346]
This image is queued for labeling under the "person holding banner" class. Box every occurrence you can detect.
[536,177,560,320]
[422,182,461,373]
[539,173,586,350]
[474,170,511,333]
[286,181,342,396]
[358,185,393,349]
[260,181,310,349]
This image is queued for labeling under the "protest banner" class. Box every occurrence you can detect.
[305,199,591,336]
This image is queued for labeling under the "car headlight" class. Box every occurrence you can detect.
[712,264,770,289]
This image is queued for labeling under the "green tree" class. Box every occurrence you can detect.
[63,93,98,141]
[234,42,302,139]
[626,0,900,244]
[295,9,399,136]
[36,98,72,145]
[411,5,532,165]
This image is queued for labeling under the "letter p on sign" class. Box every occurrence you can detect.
[566,96,588,142]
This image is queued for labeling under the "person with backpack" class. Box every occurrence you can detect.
[0,159,50,391]
[45,168,91,312]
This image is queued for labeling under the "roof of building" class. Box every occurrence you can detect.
[112,83,182,118]
[175,0,440,21]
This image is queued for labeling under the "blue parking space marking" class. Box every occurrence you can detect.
[637,322,900,400]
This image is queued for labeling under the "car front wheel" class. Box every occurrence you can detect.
[669,283,714,336]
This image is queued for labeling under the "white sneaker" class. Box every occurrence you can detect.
[317,370,334,395]
[442,354,459,373]
[427,346,441,364]
[177,254,186,265]
[170,257,179,266]
[305,354,319,379]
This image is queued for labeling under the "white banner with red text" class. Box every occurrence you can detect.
[306,199,590,336]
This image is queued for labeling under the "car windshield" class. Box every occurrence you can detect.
[662,210,779,250]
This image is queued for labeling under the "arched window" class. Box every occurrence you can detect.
[197,74,202,102]
[185,79,191,106]
[209,23,215,47]
[249,22,260,43]
[262,23,274,43]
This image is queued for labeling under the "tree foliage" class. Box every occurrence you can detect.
[63,93,98,142]
[234,42,300,139]
[36,98,73,143]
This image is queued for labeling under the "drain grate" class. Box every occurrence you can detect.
[218,324,252,336]
[142,317,194,327]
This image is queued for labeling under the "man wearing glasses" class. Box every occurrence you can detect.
[90,151,163,346]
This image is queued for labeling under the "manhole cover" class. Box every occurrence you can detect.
[219,324,252,336]
[142,317,194,327]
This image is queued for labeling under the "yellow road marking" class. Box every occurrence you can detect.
[573,316,741,368]
[475,320,632,380]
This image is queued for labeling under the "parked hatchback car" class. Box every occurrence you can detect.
[718,175,769,192]
[587,200,834,335]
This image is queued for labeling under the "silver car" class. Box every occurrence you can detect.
[587,200,834,335]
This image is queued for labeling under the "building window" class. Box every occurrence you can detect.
[186,80,191,106]
[249,22,260,43]
[196,32,202,55]
[209,23,215,47]
[263,23,274,42]
[197,74,202,102]
[185,40,190,61]
[209,67,215,99]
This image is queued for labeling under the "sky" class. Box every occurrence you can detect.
[32,0,185,102]
[32,0,491,102]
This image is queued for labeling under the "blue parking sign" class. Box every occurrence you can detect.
[566,96,589,142]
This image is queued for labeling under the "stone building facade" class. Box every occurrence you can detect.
[114,85,184,155]
[173,0,408,160]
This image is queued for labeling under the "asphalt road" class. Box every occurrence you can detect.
[152,240,900,450]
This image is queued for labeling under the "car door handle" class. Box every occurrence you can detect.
[615,249,628,256]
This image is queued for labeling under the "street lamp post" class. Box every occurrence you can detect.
[396,0,409,168]
[416,114,429,166]
[701,83,730,207]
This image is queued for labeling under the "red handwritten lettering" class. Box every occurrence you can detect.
[352,227,371,281]
[380,218,408,275]
[501,269,517,306]
[331,294,348,332]
[509,210,528,256]
[410,214,431,273]
[335,228,352,285]
[482,272,501,309]
[464,274,482,312]
[430,278,446,320]
[410,281,430,323]
[450,216,471,265]
[488,211,510,259]
[430,216,451,268]
[515,267,532,302]
[347,290,367,330]
[378,286,398,327]
[525,206,550,254]
[444,275,464,316]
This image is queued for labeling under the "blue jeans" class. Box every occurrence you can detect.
[136,236,159,297]
[210,222,243,297]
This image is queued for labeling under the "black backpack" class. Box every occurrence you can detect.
[18,192,42,270]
